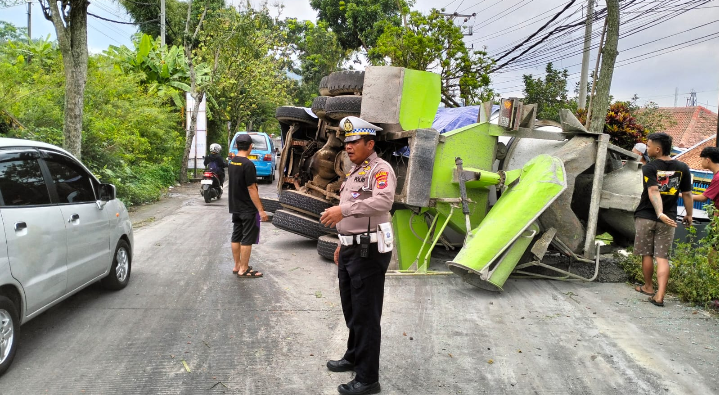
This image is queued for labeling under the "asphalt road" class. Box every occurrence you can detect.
[1,179,718,394]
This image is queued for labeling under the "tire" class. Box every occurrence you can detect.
[260,196,282,213]
[280,190,333,218]
[311,96,329,117]
[101,240,132,290]
[272,209,328,240]
[276,106,318,127]
[328,71,364,96]
[0,295,19,377]
[317,235,340,261]
[325,96,362,121]
[203,189,212,203]
[319,76,330,96]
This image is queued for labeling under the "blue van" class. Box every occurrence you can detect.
[229,132,276,183]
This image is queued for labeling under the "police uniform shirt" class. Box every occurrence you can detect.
[336,152,397,235]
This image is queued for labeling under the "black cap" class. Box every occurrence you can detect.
[235,133,253,146]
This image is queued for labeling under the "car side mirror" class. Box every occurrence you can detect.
[99,183,116,201]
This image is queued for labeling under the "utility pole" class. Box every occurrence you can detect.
[674,87,678,107]
[440,12,477,36]
[160,0,166,46]
[588,0,619,135]
[27,0,32,43]
[578,0,595,110]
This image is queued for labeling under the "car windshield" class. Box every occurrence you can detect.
[250,135,267,150]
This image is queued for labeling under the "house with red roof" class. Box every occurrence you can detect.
[674,135,717,217]
[654,106,717,149]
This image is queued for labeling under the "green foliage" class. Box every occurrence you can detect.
[0,39,183,206]
[603,102,647,150]
[310,0,411,52]
[618,216,719,307]
[200,6,292,141]
[0,21,27,42]
[370,9,494,107]
[284,19,347,107]
[106,34,194,108]
[522,63,574,122]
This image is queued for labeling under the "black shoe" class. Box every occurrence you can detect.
[338,380,381,394]
[327,358,355,372]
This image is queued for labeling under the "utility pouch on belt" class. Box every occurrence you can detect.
[377,222,394,253]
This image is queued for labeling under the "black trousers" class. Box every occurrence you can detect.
[338,243,392,384]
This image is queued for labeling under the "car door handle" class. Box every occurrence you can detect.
[68,214,80,222]
[14,222,26,231]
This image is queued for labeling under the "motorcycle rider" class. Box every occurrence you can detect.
[204,143,227,185]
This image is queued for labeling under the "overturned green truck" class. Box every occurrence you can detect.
[268,66,643,291]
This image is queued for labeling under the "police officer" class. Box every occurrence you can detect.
[320,116,397,395]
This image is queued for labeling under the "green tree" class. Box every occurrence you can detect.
[202,6,292,143]
[370,9,494,107]
[628,94,677,135]
[118,0,224,47]
[522,62,574,122]
[0,21,27,42]
[38,0,90,159]
[284,19,347,107]
[310,0,411,52]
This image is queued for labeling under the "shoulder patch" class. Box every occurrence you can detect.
[375,170,389,189]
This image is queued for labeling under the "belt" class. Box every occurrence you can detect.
[339,232,378,246]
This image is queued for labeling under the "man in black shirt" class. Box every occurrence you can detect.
[633,132,693,306]
[229,134,269,278]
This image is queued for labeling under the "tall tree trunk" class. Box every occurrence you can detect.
[588,0,619,135]
[41,0,89,159]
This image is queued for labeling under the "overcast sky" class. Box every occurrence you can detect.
[2,0,718,109]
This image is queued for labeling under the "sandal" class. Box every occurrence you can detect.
[649,297,664,307]
[237,269,263,278]
[635,285,655,296]
[232,266,251,274]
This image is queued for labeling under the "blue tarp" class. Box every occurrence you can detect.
[397,105,500,157]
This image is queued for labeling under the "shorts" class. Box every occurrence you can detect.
[633,217,676,259]
[232,212,260,245]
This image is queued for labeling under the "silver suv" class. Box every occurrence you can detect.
[0,138,133,376]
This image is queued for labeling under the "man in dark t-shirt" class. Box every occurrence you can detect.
[633,132,693,307]
[228,133,268,278]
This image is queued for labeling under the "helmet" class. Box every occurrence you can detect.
[209,143,221,154]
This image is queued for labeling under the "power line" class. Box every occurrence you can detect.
[88,12,158,25]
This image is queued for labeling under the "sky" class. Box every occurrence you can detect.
[2,0,718,110]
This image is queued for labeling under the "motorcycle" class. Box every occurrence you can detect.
[200,170,223,203]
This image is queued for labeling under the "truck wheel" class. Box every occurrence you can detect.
[260,196,282,213]
[276,106,318,127]
[328,71,364,96]
[280,190,333,218]
[317,235,340,261]
[319,76,330,96]
[0,295,19,377]
[272,209,328,240]
[325,96,362,121]
[101,240,132,291]
[311,96,329,118]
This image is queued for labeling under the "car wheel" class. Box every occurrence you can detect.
[325,96,362,121]
[317,235,340,261]
[260,196,282,213]
[272,209,330,240]
[311,96,329,119]
[0,296,19,377]
[327,71,364,96]
[101,240,132,290]
[279,190,333,218]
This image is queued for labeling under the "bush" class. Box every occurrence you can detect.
[98,162,178,207]
[618,220,719,307]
